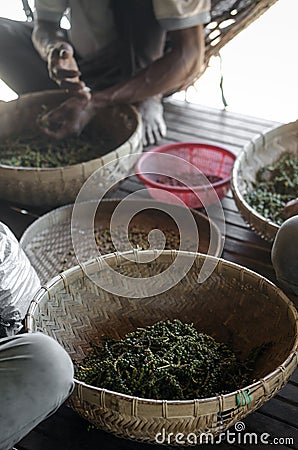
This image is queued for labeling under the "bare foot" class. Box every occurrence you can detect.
[136,96,167,146]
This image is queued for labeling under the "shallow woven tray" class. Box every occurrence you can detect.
[20,198,223,284]
[0,91,142,208]
[231,120,298,242]
[25,251,298,445]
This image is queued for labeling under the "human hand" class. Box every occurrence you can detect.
[47,42,86,92]
[38,94,96,139]
[137,96,167,146]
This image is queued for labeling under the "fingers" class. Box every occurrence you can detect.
[137,97,167,147]
[48,42,74,67]
[38,104,69,138]
[40,125,70,140]
[158,117,167,138]
[47,41,81,86]
[142,117,167,147]
[49,63,80,82]
[37,95,93,139]
[54,68,81,79]
[38,112,75,139]
[76,88,92,101]
[51,42,74,58]
[59,47,73,59]
[60,79,85,90]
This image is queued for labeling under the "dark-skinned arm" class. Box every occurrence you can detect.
[95,25,205,106]
[40,25,204,138]
[32,19,87,91]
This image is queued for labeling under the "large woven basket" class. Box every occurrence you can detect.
[20,198,223,284]
[231,120,298,242]
[0,91,142,207]
[25,251,298,445]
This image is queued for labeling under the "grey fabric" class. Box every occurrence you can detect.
[0,18,57,94]
[0,333,74,450]
[157,11,211,31]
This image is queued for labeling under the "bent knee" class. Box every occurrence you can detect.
[22,333,74,399]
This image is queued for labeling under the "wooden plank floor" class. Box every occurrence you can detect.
[0,99,297,449]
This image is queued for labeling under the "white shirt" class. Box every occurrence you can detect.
[35,0,211,58]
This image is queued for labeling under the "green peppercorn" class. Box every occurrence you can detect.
[244,152,298,226]
[74,319,262,400]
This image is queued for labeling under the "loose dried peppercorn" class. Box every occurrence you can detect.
[94,225,186,253]
[61,226,193,272]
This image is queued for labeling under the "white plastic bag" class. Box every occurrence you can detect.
[0,222,40,337]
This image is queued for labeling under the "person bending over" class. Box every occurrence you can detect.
[0,0,210,145]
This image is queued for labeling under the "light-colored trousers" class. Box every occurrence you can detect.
[0,333,74,450]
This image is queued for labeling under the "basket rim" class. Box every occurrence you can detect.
[231,160,280,227]
[136,142,236,192]
[20,198,224,259]
[231,120,298,240]
[0,103,141,171]
[71,347,298,407]
[25,250,298,413]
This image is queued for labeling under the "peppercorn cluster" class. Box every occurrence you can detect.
[244,152,298,225]
[75,319,256,400]
[0,132,114,167]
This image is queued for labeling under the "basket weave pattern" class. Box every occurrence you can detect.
[0,91,142,207]
[25,251,298,444]
[231,120,298,242]
[20,199,223,284]
[205,0,279,62]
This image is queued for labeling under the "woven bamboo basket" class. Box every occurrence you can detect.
[0,91,142,207]
[25,251,298,445]
[231,120,298,242]
[204,0,279,65]
[20,198,223,284]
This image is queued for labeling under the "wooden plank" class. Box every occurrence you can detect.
[223,210,256,232]
[259,397,298,429]
[224,222,271,248]
[223,239,273,268]
[166,127,248,152]
[290,368,298,385]
[165,100,279,130]
[221,251,276,281]
[165,110,266,143]
[222,195,246,213]
[276,383,298,406]
[241,411,297,449]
